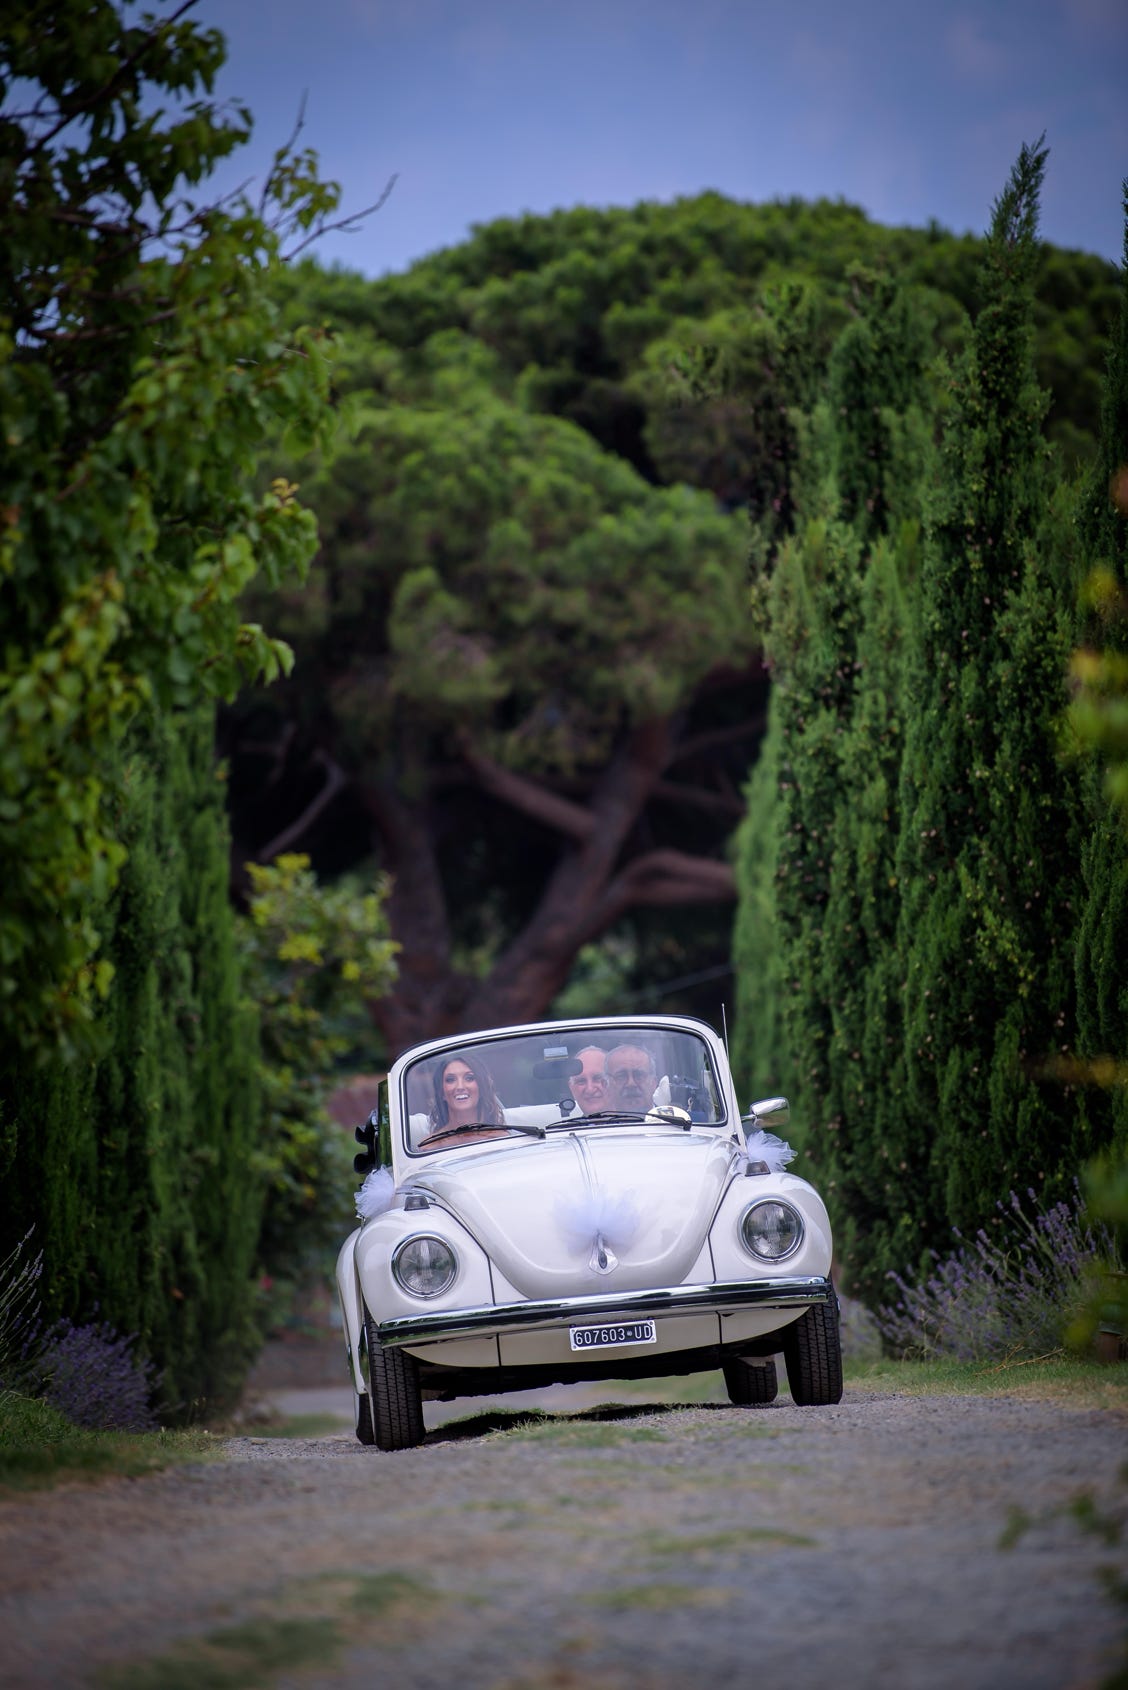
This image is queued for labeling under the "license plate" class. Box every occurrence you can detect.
[569,1320,657,1351]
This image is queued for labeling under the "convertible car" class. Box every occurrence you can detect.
[337,1014,841,1450]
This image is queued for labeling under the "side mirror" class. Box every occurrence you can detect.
[354,1109,378,1176]
[742,1096,789,1132]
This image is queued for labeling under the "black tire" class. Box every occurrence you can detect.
[363,1307,425,1451]
[722,1355,779,1405]
[354,1389,375,1446]
[782,1291,844,1405]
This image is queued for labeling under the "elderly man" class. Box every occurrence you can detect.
[568,1045,609,1114]
[605,1043,657,1112]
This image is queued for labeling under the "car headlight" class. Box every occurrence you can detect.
[391,1235,458,1298]
[740,1200,804,1262]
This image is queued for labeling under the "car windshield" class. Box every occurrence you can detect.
[401,1024,727,1154]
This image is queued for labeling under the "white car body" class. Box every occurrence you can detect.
[336,1014,841,1449]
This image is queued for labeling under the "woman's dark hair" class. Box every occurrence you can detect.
[427,1051,505,1129]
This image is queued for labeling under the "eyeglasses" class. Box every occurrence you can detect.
[611,1067,651,1083]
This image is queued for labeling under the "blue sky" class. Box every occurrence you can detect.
[191,0,1127,276]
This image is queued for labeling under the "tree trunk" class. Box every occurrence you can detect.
[366,717,737,1056]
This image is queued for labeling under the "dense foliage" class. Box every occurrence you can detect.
[731,149,1128,1303]
[238,854,398,1294]
[2,710,263,1415]
[0,3,354,1416]
[0,0,335,1058]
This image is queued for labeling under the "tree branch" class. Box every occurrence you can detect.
[665,713,767,767]
[611,848,737,903]
[282,174,399,262]
[253,748,347,862]
[458,736,595,841]
[649,779,746,818]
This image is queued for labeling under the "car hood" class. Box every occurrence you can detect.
[409,1128,738,1299]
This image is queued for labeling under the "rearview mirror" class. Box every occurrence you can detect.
[532,1056,584,1079]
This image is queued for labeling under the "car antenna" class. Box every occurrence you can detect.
[720,1002,730,1060]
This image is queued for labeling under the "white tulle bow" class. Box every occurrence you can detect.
[554,1191,641,1254]
[743,1130,796,1171]
[355,1167,396,1220]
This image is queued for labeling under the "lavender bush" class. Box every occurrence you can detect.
[0,1229,158,1431]
[34,1320,159,1432]
[877,1187,1121,1363]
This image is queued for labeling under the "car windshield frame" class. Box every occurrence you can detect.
[397,1019,731,1157]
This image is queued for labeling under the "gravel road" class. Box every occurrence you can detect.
[2,1385,1126,1690]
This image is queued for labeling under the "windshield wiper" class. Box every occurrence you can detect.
[559,1108,693,1131]
[560,1111,648,1127]
[426,1121,546,1143]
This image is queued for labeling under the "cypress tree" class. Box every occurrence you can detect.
[733,270,931,1219]
[821,525,921,1297]
[0,709,262,1417]
[1072,185,1128,1156]
[730,707,790,1108]
[794,274,931,1291]
[894,140,1083,1261]
[767,516,864,1158]
[829,268,933,549]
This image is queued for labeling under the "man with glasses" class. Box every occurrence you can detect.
[605,1043,658,1112]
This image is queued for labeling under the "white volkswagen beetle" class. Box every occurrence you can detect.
[337,1014,841,1450]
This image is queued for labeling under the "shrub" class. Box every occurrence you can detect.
[877,1187,1120,1363]
[32,1320,159,1433]
[0,1230,158,1431]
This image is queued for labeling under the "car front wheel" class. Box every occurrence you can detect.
[722,1355,778,1405]
[363,1307,425,1450]
[782,1291,843,1405]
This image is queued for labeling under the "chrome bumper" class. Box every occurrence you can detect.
[374,1275,833,1348]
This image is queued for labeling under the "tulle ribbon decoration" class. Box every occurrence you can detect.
[355,1167,396,1220]
[554,1191,641,1275]
[743,1130,795,1172]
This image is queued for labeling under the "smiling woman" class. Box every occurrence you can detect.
[420,1052,506,1146]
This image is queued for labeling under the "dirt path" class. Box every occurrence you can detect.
[2,1387,1126,1689]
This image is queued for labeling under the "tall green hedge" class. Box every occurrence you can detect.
[732,147,1128,1306]
[894,142,1084,1264]
[1071,186,1128,1154]
[0,710,262,1418]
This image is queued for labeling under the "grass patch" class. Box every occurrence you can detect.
[842,1354,1128,1410]
[584,1580,730,1612]
[507,1420,671,1449]
[0,1392,220,1493]
[582,1373,729,1405]
[96,1615,341,1690]
[97,1570,435,1688]
[237,1413,350,1439]
[342,1571,434,1616]
[644,1525,815,1556]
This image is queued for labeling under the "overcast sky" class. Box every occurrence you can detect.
[190,0,1127,276]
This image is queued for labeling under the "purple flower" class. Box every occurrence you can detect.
[877,1188,1120,1362]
